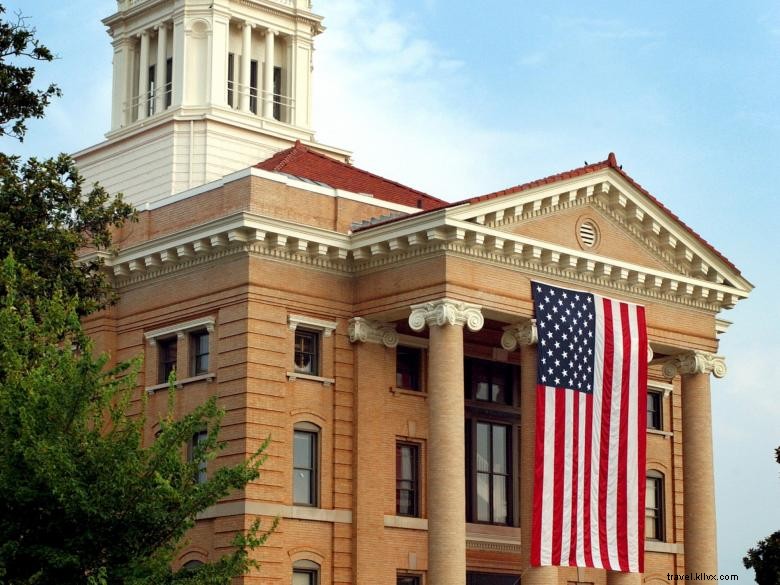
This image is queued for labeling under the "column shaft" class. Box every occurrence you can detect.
[240,23,252,112]
[155,25,167,113]
[681,372,717,574]
[137,31,150,120]
[427,324,466,585]
[263,30,276,118]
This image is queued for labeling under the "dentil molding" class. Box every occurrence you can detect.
[408,299,484,332]
[347,317,398,348]
[662,350,727,379]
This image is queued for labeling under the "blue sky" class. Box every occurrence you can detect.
[2,0,778,581]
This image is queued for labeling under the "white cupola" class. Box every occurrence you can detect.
[73,0,349,208]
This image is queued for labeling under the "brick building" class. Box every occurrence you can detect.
[76,1,752,584]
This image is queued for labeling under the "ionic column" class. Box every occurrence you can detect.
[409,300,484,585]
[263,28,276,118]
[240,22,252,112]
[155,24,168,113]
[663,351,725,576]
[137,30,150,120]
[348,318,398,584]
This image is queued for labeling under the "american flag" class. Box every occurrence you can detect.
[530,281,647,573]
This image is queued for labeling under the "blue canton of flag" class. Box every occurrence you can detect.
[535,282,597,393]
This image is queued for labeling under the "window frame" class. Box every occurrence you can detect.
[396,441,420,517]
[227,52,235,107]
[647,390,662,431]
[395,345,423,391]
[294,329,320,376]
[645,470,665,541]
[190,329,210,376]
[249,59,259,114]
[157,336,177,384]
[293,425,319,507]
[188,429,208,484]
[292,560,320,585]
[397,574,422,585]
[466,419,513,525]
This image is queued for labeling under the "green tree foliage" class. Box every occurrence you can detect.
[0,4,60,141]
[744,530,780,585]
[0,258,275,584]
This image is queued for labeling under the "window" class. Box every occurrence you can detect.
[147,64,156,116]
[189,430,208,484]
[190,330,209,375]
[249,59,259,114]
[273,65,282,120]
[647,390,662,430]
[468,421,511,524]
[398,575,421,585]
[227,53,235,107]
[165,57,173,108]
[158,337,177,383]
[396,443,420,517]
[294,330,320,376]
[293,427,318,506]
[396,346,422,390]
[465,358,514,405]
[646,471,664,540]
[293,560,320,585]
[182,560,204,571]
[466,572,520,585]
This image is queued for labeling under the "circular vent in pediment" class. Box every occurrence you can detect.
[577,219,600,249]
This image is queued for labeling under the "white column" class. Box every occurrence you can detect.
[263,28,276,119]
[155,24,168,113]
[171,17,184,107]
[137,30,150,120]
[110,38,131,129]
[240,22,252,112]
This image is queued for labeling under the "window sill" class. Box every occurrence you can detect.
[647,428,673,439]
[384,515,428,530]
[145,372,216,394]
[390,387,427,398]
[645,540,683,554]
[286,371,335,386]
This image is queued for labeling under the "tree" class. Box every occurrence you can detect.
[0,258,275,584]
[743,447,780,585]
[0,4,60,141]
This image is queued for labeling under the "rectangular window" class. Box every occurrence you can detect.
[147,64,156,116]
[189,430,208,484]
[470,421,511,524]
[646,473,664,540]
[647,391,662,430]
[165,57,172,108]
[273,65,282,120]
[398,576,421,585]
[227,52,235,107]
[466,358,514,405]
[293,430,317,506]
[190,330,209,376]
[249,59,259,114]
[294,330,319,376]
[158,337,177,383]
[396,346,422,390]
[293,570,317,585]
[396,442,419,517]
[466,572,521,585]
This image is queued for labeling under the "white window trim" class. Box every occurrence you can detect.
[286,371,335,386]
[145,317,215,345]
[648,380,673,397]
[145,372,216,394]
[288,314,337,336]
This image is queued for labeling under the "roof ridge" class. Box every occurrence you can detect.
[270,140,308,171]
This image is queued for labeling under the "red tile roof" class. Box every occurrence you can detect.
[255,141,447,211]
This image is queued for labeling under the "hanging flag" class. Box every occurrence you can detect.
[530,281,647,573]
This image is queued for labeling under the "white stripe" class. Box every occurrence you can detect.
[560,388,574,565]
[606,300,623,570]
[590,295,605,568]
[576,391,587,567]
[540,385,557,565]
[626,305,640,571]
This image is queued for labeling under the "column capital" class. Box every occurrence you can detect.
[265,28,278,36]
[663,350,727,379]
[501,319,537,350]
[408,299,484,332]
[348,317,398,348]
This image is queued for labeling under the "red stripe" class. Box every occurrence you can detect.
[551,389,566,564]
[583,392,594,567]
[569,393,580,563]
[637,306,648,572]
[616,302,632,570]
[598,298,615,569]
[531,384,546,566]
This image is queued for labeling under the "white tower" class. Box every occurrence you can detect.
[74,0,349,208]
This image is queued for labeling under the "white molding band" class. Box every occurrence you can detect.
[288,314,337,336]
[662,350,727,379]
[144,316,215,345]
[198,502,352,524]
[383,515,428,530]
[408,299,484,332]
[347,317,398,347]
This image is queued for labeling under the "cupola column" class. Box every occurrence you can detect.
[663,350,726,576]
[137,30,150,120]
[263,28,277,119]
[240,22,253,112]
[155,24,168,114]
[409,300,484,585]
